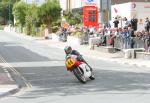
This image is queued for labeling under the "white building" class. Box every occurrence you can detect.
[111,2,150,31]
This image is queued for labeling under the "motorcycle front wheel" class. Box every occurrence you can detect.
[73,67,86,83]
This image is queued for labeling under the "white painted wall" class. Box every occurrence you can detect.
[111,2,150,31]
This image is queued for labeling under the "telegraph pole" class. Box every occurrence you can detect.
[107,0,110,22]
[8,0,11,24]
[99,0,103,23]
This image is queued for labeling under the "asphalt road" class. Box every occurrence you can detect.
[1,30,150,103]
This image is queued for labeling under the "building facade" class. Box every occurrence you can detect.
[59,0,111,23]
[111,0,150,5]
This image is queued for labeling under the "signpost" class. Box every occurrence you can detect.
[83,0,98,27]
[83,6,98,27]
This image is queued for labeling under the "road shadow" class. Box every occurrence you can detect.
[14,66,150,99]
[0,42,52,62]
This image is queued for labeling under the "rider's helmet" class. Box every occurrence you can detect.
[64,46,72,54]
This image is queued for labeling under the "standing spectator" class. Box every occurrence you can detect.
[89,26,95,36]
[143,31,150,51]
[122,17,129,28]
[128,26,135,48]
[113,17,119,28]
[121,27,130,49]
[144,17,150,33]
[130,17,138,31]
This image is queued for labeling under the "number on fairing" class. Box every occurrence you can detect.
[66,59,75,68]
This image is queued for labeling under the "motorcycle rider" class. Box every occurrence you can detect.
[64,46,93,71]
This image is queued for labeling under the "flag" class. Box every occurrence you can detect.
[114,8,118,13]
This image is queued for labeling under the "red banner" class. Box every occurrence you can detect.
[83,6,98,27]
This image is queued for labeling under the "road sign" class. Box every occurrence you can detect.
[83,6,98,27]
[83,0,98,6]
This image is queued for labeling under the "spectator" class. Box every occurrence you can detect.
[128,26,135,48]
[121,27,130,49]
[144,17,150,33]
[130,17,138,31]
[143,31,150,51]
[89,26,95,36]
[113,17,119,28]
[122,17,130,28]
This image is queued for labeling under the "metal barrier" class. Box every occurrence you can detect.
[114,36,145,50]
[80,32,89,44]
[80,32,147,51]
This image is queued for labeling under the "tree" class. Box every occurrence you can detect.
[0,0,21,24]
[25,4,38,35]
[37,0,61,33]
[64,12,82,25]
[13,1,27,26]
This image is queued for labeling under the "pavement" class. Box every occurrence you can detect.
[35,38,150,68]
[0,66,19,98]
[1,29,150,98]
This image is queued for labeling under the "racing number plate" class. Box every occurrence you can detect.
[65,58,76,68]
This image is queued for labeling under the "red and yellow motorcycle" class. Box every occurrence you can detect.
[65,55,95,83]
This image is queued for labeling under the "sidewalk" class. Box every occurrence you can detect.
[35,38,150,68]
[0,66,19,98]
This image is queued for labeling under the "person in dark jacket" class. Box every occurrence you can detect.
[113,17,119,28]
[144,17,150,33]
[130,17,138,31]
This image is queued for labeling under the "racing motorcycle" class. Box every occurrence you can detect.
[65,54,95,83]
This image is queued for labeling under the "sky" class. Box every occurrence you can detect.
[22,0,45,5]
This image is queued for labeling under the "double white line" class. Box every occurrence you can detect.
[0,54,32,88]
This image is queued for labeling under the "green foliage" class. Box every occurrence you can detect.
[25,4,38,35]
[37,0,61,33]
[13,1,27,26]
[0,0,14,24]
[71,28,82,38]
[12,0,61,36]
[52,26,59,33]
[0,25,4,30]
[64,12,82,25]
[31,25,36,36]
[24,22,31,35]
[0,0,21,3]
[52,20,61,27]
[39,24,46,37]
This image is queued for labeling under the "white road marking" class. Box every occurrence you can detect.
[0,61,65,68]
